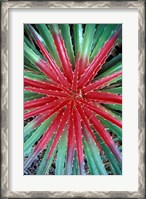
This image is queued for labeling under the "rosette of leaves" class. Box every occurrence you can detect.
[24,24,122,175]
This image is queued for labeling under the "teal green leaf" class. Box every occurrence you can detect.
[90,24,117,61]
[24,90,44,102]
[83,139,99,175]
[37,135,55,175]
[24,57,40,72]
[73,24,83,56]
[36,24,61,67]
[98,53,122,76]
[72,150,79,175]
[96,61,122,80]
[24,36,44,59]
[60,24,75,66]
[24,43,40,64]
[95,133,122,174]
[81,24,95,60]
[91,24,105,53]
[24,71,49,82]
[104,104,122,111]
[103,106,122,121]
[24,116,54,155]
[83,128,107,175]
[102,87,122,95]
[43,148,57,175]
[55,129,67,175]
[97,116,122,140]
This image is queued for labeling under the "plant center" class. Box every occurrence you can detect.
[69,89,84,103]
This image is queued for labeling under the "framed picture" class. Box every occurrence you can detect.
[1,0,145,198]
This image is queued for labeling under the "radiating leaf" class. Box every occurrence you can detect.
[73,24,83,57]
[55,129,67,175]
[60,24,75,66]
[83,127,107,175]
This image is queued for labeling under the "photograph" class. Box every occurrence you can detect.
[24,24,122,175]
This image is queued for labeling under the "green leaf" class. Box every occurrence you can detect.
[98,53,122,76]
[60,24,75,67]
[118,145,122,152]
[73,24,83,56]
[83,139,99,175]
[24,57,40,72]
[48,24,59,33]
[72,150,79,175]
[91,24,105,53]
[24,116,54,155]
[24,128,36,142]
[108,109,122,119]
[90,24,117,61]
[55,129,67,175]
[24,64,38,72]
[83,128,107,175]
[104,104,122,111]
[102,87,122,95]
[97,61,122,79]
[24,43,40,65]
[24,90,44,102]
[37,135,55,175]
[97,116,122,140]
[43,148,57,175]
[24,71,49,82]
[103,106,122,121]
[25,24,46,47]
[81,24,95,60]
[24,36,44,59]
[95,133,122,174]
[109,76,122,86]
[24,129,37,155]
[36,24,61,67]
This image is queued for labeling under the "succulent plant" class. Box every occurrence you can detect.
[24,24,122,175]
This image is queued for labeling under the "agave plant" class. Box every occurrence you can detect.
[24,24,122,175]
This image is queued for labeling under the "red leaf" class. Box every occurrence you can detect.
[34,109,64,153]
[78,98,122,128]
[73,108,85,175]
[24,78,62,91]
[24,96,56,110]
[24,98,69,120]
[78,57,88,77]
[76,101,102,152]
[24,98,65,120]
[66,102,75,174]
[83,71,122,94]
[47,104,71,159]
[35,59,59,83]
[66,114,75,175]
[85,91,122,104]
[50,26,73,83]
[72,55,80,92]
[24,87,69,98]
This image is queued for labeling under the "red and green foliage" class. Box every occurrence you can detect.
[24,24,122,175]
